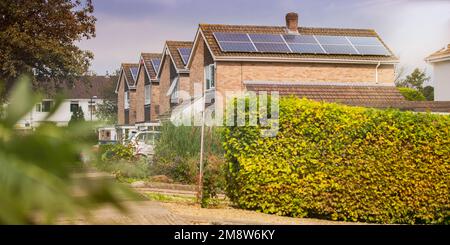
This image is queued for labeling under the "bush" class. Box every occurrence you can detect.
[152,123,224,184]
[94,159,151,180]
[398,87,426,101]
[99,143,135,162]
[152,123,226,205]
[223,97,450,224]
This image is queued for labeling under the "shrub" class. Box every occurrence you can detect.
[398,87,426,101]
[94,159,151,180]
[152,123,226,205]
[99,143,135,162]
[223,97,450,224]
[152,123,223,184]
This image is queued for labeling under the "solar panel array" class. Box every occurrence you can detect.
[150,58,161,73]
[130,67,139,81]
[213,32,391,56]
[177,48,192,65]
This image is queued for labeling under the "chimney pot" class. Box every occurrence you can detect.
[286,12,299,33]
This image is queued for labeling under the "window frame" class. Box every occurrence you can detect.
[205,64,216,91]
[144,84,151,105]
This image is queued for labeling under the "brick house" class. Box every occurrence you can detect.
[156,41,193,116]
[186,13,404,109]
[115,63,139,125]
[135,53,161,123]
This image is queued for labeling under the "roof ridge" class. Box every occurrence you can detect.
[199,23,377,32]
[166,40,193,44]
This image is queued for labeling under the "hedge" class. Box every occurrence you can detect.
[398,87,426,101]
[223,97,450,224]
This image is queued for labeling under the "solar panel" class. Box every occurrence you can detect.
[178,48,191,65]
[214,32,251,42]
[321,44,358,55]
[315,35,350,45]
[283,34,317,44]
[347,36,382,46]
[354,45,391,56]
[289,43,325,54]
[248,33,285,43]
[214,32,256,52]
[219,42,257,52]
[130,67,138,81]
[253,43,291,53]
[151,58,161,72]
[213,32,391,56]
[248,34,291,53]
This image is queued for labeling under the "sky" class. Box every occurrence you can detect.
[78,0,450,81]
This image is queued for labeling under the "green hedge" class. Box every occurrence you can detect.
[223,97,450,224]
[398,87,426,101]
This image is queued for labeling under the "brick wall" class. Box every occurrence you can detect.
[135,63,146,123]
[158,54,172,115]
[117,74,125,125]
[216,62,394,89]
[128,89,137,125]
[189,38,206,98]
[151,82,160,121]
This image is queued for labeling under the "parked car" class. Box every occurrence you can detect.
[129,131,160,158]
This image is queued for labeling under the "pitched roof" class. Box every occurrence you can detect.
[426,44,450,63]
[197,24,398,63]
[166,41,193,70]
[245,82,405,103]
[115,63,139,93]
[42,76,116,100]
[140,53,161,80]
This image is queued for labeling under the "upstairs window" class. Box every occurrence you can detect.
[145,84,151,105]
[205,64,215,90]
[124,91,129,109]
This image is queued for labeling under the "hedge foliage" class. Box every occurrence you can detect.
[223,97,450,224]
[398,87,426,101]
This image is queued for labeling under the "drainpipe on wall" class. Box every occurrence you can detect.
[375,61,381,84]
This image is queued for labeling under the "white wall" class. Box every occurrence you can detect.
[433,61,450,101]
[17,99,103,128]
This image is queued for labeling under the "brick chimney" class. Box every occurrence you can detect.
[285,12,299,34]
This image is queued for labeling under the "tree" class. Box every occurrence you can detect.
[69,106,85,126]
[422,86,434,101]
[0,0,96,95]
[396,68,430,90]
[95,100,117,125]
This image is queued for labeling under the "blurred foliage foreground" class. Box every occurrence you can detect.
[0,77,134,224]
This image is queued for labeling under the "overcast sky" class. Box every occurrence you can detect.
[78,0,450,80]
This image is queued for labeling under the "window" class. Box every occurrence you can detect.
[70,101,79,113]
[36,104,42,112]
[124,91,129,109]
[145,84,151,105]
[167,77,179,104]
[205,64,215,90]
[41,100,53,112]
[88,105,96,114]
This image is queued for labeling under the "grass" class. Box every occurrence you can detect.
[145,193,197,204]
